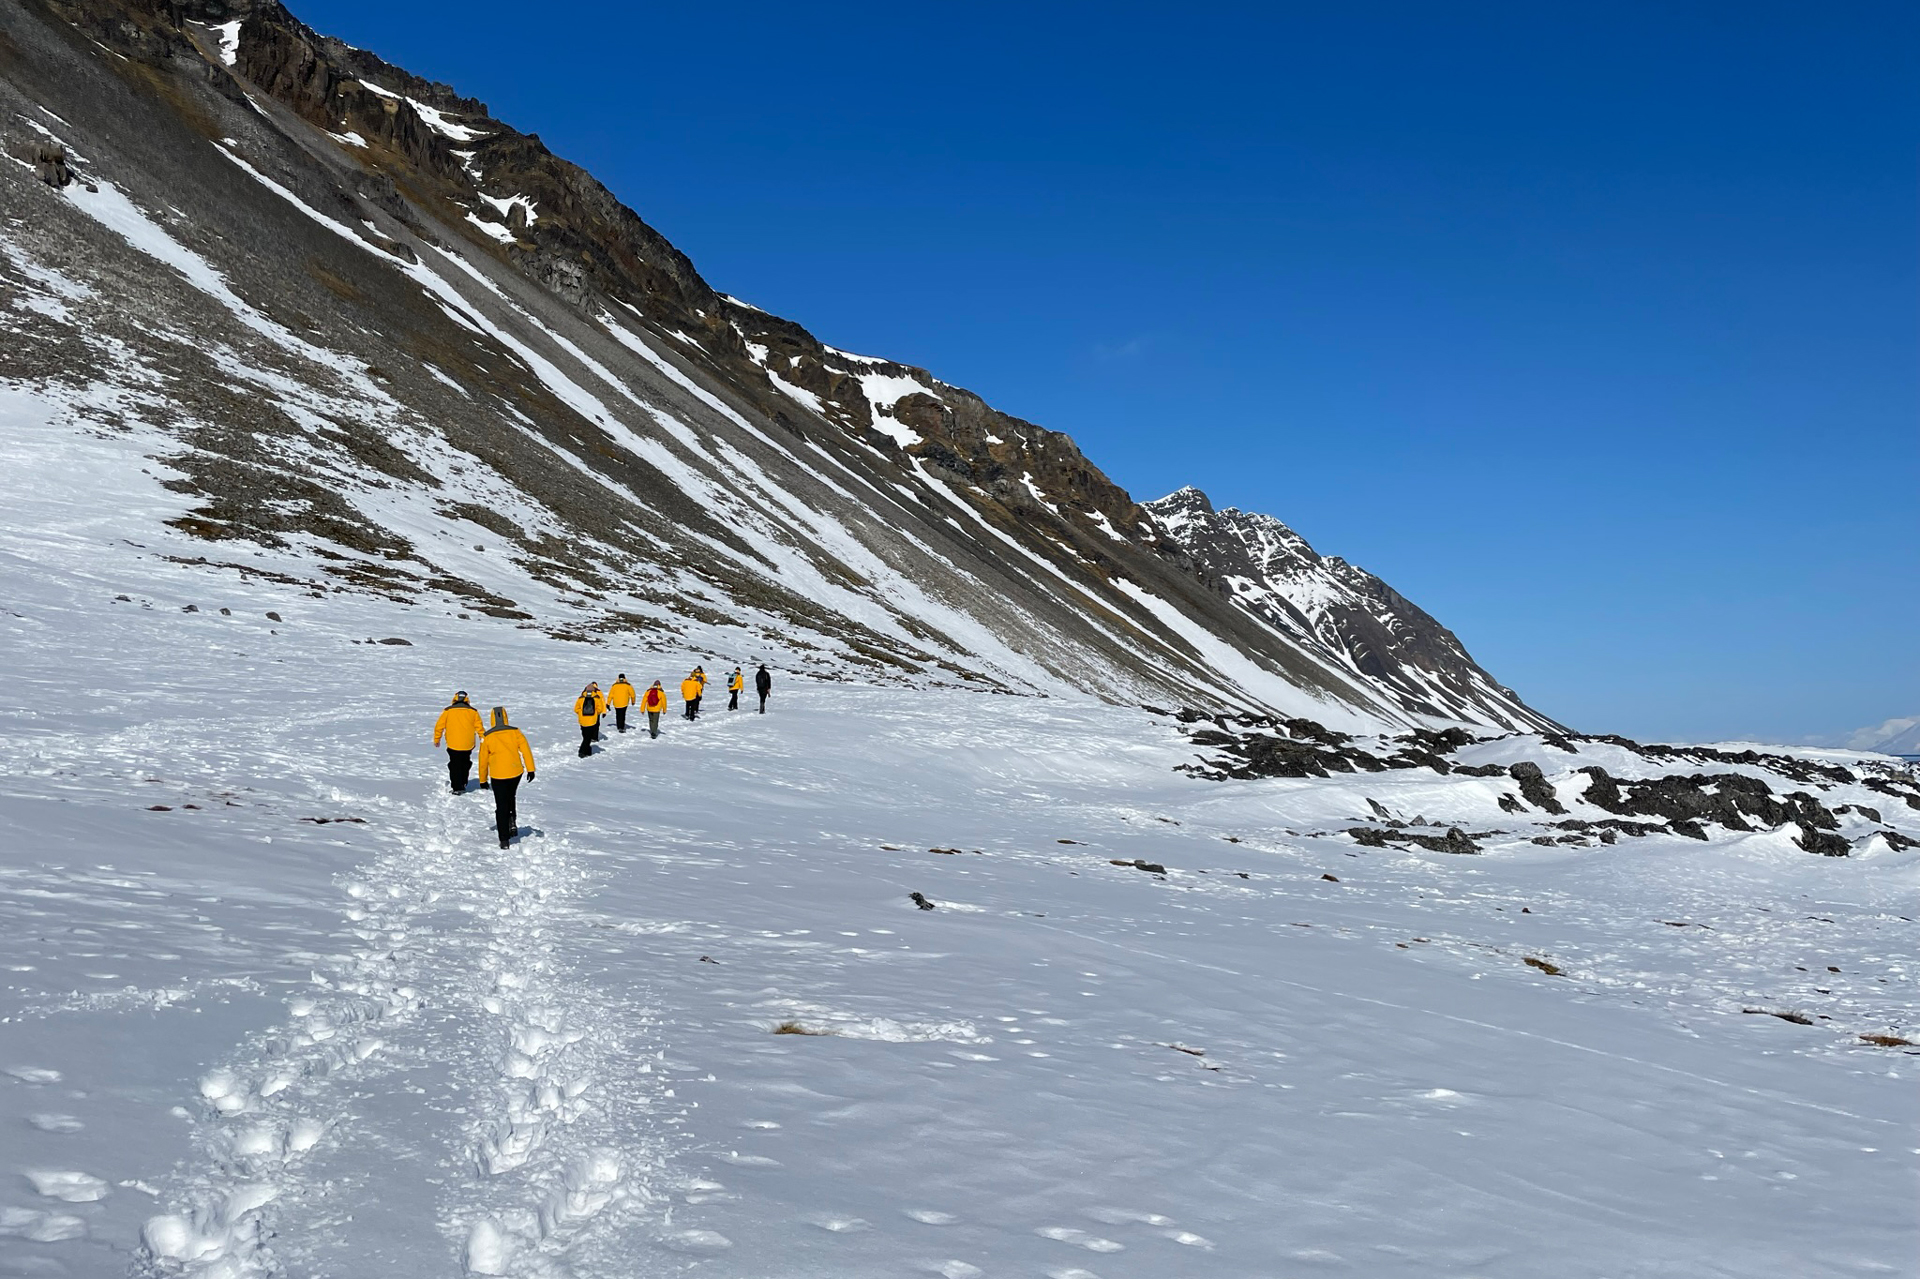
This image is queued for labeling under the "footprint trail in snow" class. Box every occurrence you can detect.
[139,755,671,1277]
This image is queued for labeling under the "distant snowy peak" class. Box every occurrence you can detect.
[1838,716,1920,756]
[1143,488,1560,732]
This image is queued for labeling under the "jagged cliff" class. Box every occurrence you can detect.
[0,0,1560,731]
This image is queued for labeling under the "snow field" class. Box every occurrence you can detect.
[0,399,1916,1276]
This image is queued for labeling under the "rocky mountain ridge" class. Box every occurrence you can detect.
[1143,486,1546,728]
[0,0,1559,732]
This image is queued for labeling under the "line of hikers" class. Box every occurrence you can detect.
[430,664,774,849]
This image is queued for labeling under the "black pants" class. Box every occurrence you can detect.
[757,691,768,713]
[579,722,599,757]
[647,710,661,738]
[686,696,701,720]
[614,706,628,732]
[728,688,739,710]
[447,748,473,793]
[491,775,520,846]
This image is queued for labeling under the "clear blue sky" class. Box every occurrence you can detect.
[298,0,1917,743]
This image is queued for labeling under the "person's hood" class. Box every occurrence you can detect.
[490,707,510,729]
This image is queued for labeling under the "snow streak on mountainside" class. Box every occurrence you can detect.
[0,0,1556,733]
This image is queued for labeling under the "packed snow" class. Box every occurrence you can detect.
[476,193,538,226]
[1,389,1916,1278]
[465,211,517,244]
[209,20,241,68]
[357,80,489,143]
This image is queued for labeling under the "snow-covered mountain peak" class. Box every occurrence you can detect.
[1144,489,1556,732]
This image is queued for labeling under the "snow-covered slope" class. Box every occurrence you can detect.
[0,0,1555,733]
[1,391,1918,1277]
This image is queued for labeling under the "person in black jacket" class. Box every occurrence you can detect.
[754,664,772,714]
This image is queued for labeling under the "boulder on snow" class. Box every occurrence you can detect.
[1508,761,1567,814]
[1795,823,1850,857]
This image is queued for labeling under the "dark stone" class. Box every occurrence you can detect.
[1508,761,1566,813]
[1346,825,1481,854]
[1795,825,1850,857]
[33,143,72,188]
[265,611,282,621]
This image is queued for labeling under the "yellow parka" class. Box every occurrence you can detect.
[680,677,702,702]
[575,689,606,725]
[477,715,534,782]
[692,668,707,690]
[433,699,485,751]
[727,670,744,693]
[641,683,668,712]
[608,679,637,709]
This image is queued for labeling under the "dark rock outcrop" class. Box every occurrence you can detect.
[1508,761,1567,814]
[33,142,72,187]
[1576,766,1853,851]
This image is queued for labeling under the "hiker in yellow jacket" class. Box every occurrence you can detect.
[575,683,606,757]
[726,667,744,711]
[680,672,704,721]
[640,680,668,739]
[476,707,535,849]
[432,690,486,794]
[608,673,637,734]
